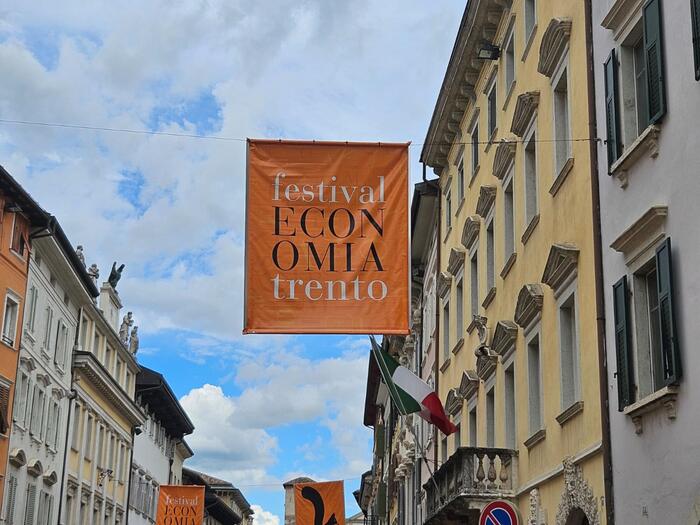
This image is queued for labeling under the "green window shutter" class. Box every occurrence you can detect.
[643,0,667,123]
[613,276,634,410]
[376,481,387,519]
[6,475,17,525]
[604,50,621,170]
[375,423,385,456]
[693,0,700,80]
[23,484,36,525]
[656,238,682,384]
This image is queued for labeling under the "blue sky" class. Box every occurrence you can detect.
[0,1,463,522]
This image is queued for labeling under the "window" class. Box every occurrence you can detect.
[72,405,82,451]
[486,220,495,293]
[524,127,538,228]
[453,419,461,450]
[441,435,448,464]
[692,0,700,80]
[469,406,477,446]
[614,238,681,410]
[10,214,27,257]
[79,317,88,351]
[85,414,94,460]
[604,0,666,167]
[486,388,495,447]
[46,401,59,449]
[23,484,37,525]
[96,424,105,467]
[525,0,536,43]
[105,346,113,372]
[487,81,497,139]
[455,279,464,341]
[4,474,18,524]
[505,364,516,448]
[456,150,465,202]
[444,186,452,232]
[92,332,101,356]
[0,381,9,435]
[470,251,479,317]
[504,27,515,92]
[527,333,543,434]
[442,301,450,360]
[29,385,45,438]
[553,63,571,175]
[471,123,480,175]
[559,291,580,409]
[26,285,38,333]
[43,307,53,353]
[37,491,53,525]
[12,372,28,427]
[115,358,123,383]
[2,294,20,347]
[504,177,515,260]
[54,321,68,369]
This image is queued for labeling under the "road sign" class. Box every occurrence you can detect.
[479,500,519,525]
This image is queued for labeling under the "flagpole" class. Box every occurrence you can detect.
[414,421,443,511]
[369,335,411,417]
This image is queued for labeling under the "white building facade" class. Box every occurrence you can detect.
[3,231,97,525]
[593,0,700,522]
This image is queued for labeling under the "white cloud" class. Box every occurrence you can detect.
[252,505,281,525]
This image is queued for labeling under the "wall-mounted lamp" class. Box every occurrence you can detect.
[477,42,500,60]
[134,425,143,436]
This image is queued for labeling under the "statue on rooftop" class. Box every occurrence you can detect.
[119,312,133,346]
[87,264,99,284]
[129,326,139,354]
[76,245,86,267]
[108,261,125,289]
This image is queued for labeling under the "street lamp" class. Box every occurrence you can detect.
[477,42,500,60]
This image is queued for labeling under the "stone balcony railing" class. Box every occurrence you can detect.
[424,447,518,525]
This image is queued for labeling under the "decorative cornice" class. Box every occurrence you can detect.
[491,320,518,358]
[493,139,517,180]
[445,388,463,416]
[447,248,466,275]
[510,91,540,137]
[514,284,544,328]
[461,215,481,249]
[19,355,37,372]
[458,370,480,400]
[437,272,452,299]
[541,243,579,295]
[475,186,497,217]
[475,346,498,380]
[610,205,668,255]
[537,18,572,78]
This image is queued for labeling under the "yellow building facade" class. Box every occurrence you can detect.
[420,0,608,523]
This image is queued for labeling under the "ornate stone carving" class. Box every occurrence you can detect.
[43,470,59,486]
[119,312,133,346]
[87,263,99,284]
[27,459,44,477]
[447,247,466,275]
[75,245,85,267]
[108,261,125,289]
[514,284,544,328]
[511,91,540,137]
[475,345,498,381]
[129,326,139,355]
[458,370,480,400]
[461,215,481,249]
[475,186,497,218]
[537,18,572,77]
[528,488,545,525]
[492,320,518,359]
[493,139,517,180]
[445,388,463,416]
[555,457,600,525]
[541,243,579,295]
[8,448,26,467]
[437,272,452,299]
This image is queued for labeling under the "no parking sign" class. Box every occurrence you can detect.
[479,500,519,525]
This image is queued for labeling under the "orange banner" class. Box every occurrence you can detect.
[155,485,205,525]
[244,139,409,334]
[294,481,346,525]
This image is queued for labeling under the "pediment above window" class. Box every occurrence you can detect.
[610,206,667,263]
[491,320,519,358]
[537,18,572,77]
[475,186,497,218]
[8,448,26,467]
[514,284,544,328]
[35,373,51,387]
[43,469,58,486]
[458,370,480,400]
[19,356,36,372]
[510,91,540,137]
[475,346,498,381]
[447,248,466,276]
[542,243,579,295]
[493,139,517,180]
[27,459,44,477]
[461,215,481,249]
[437,272,452,299]
[445,388,463,416]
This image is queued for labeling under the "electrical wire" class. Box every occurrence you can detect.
[0,117,603,147]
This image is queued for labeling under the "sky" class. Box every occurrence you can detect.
[0,1,463,522]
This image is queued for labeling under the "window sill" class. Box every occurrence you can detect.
[500,252,517,279]
[0,337,16,350]
[466,316,480,334]
[456,196,466,215]
[440,357,451,373]
[521,214,540,245]
[485,128,499,153]
[469,165,481,188]
[556,400,584,426]
[524,428,546,450]
[503,81,516,111]
[10,249,27,263]
[23,330,35,344]
[40,348,51,361]
[481,286,497,309]
[452,338,464,355]
[521,25,538,62]
[443,226,453,243]
[623,384,679,435]
[610,125,661,188]
[549,157,575,197]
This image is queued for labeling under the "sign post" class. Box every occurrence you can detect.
[479,500,519,525]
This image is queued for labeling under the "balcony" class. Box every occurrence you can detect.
[424,447,518,525]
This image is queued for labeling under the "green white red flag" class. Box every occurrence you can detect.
[370,336,457,436]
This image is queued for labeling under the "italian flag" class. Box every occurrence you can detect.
[370,336,457,436]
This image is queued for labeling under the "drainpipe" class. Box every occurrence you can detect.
[124,427,136,525]
[584,1,615,522]
[428,162,441,472]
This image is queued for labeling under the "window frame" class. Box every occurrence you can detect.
[526,326,544,437]
[551,51,573,178]
[522,118,539,233]
[1,291,21,348]
[557,280,581,411]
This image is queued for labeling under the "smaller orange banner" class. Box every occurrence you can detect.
[294,480,346,525]
[155,485,205,525]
